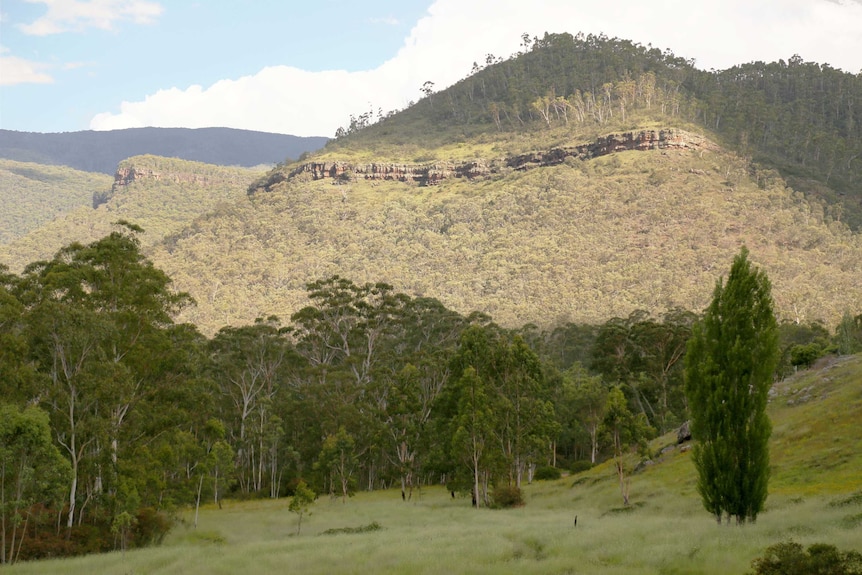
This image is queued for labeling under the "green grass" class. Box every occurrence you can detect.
[8,355,862,575]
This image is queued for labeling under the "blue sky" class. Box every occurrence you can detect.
[2,0,862,137]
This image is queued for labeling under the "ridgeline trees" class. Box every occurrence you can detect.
[684,248,779,524]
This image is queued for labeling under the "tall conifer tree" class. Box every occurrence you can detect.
[685,247,779,524]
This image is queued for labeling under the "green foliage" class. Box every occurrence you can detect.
[288,480,316,535]
[834,312,862,356]
[490,485,524,508]
[569,460,594,475]
[750,541,862,575]
[685,247,779,524]
[0,159,113,245]
[316,427,358,503]
[0,404,71,564]
[601,387,654,505]
[790,343,824,369]
[591,308,695,433]
[533,466,562,481]
[320,521,382,535]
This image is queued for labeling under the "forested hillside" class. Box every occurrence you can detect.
[0,155,261,270]
[329,33,862,228]
[0,159,113,244]
[153,143,861,335]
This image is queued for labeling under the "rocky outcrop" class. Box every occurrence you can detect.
[677,421,692,444]
[112,163,249,193]
[253,129,716,193]
[505,129,716,171]
[285,159,493,186]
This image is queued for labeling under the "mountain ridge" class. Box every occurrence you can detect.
[0,127,328,175]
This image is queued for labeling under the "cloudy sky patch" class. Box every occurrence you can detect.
[2,0,860,136]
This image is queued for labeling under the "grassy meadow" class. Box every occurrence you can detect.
[8,355,861,575]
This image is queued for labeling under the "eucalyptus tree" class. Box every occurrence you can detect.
[556,365,608,464]
[493,335,557,487]
[441,325,557,504]
[592,309,695,432]
[601,387,653,506]
[290,277,410,489]
[0,271,38,405]
[0,404,70,564]
[377,297,468,501]
[209,316,294,494]
[16,224,193,527]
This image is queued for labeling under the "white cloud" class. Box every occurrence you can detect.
[89,0,862,136]
[18,0,163,35]
[0,50,53,85]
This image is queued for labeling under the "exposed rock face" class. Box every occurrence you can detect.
[677,421,692,444]
[258,129,715,193]
[506,129,716,171]
[112,164,247,193]
[285,160,493,186]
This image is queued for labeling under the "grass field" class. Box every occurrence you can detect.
[7,355,862,575]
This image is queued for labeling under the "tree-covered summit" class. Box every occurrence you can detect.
[329,32,862,228]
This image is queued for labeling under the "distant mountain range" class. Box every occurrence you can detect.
[0,127,328,174]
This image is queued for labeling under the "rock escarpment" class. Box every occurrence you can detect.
[112,165,246,191]
[250,129,717,194]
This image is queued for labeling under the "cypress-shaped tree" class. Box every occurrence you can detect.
[685,247,779,524]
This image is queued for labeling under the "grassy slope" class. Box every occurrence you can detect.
[0,155,262,271]
[0,159,113,245]
[8,355,861,575]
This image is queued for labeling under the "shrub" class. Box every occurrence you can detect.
[790,343,823,369]
[133,507,173,547]
[491,485,524,508]
[570,460,593,475]
[750,541,862,575]
[534,466,562,481]
[321,522,382,535]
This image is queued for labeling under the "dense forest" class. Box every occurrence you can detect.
[2,226,860,561]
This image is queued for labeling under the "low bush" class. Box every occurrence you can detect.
[321,522,382,535]
[750,541,862,575]
[491,485,524,508]
[134,507,173,547]
[534,466,562,481]
[570,460,593,475]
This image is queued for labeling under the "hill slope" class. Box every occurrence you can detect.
[0,127,328,174]
[0,159,113,244]
[3,130,859,336]
[152,129,861,334]
[0,155,262,270]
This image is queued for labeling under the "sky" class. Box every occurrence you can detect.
[1,0,861,138]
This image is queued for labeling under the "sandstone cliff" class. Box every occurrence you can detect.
[250,129,717,194]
